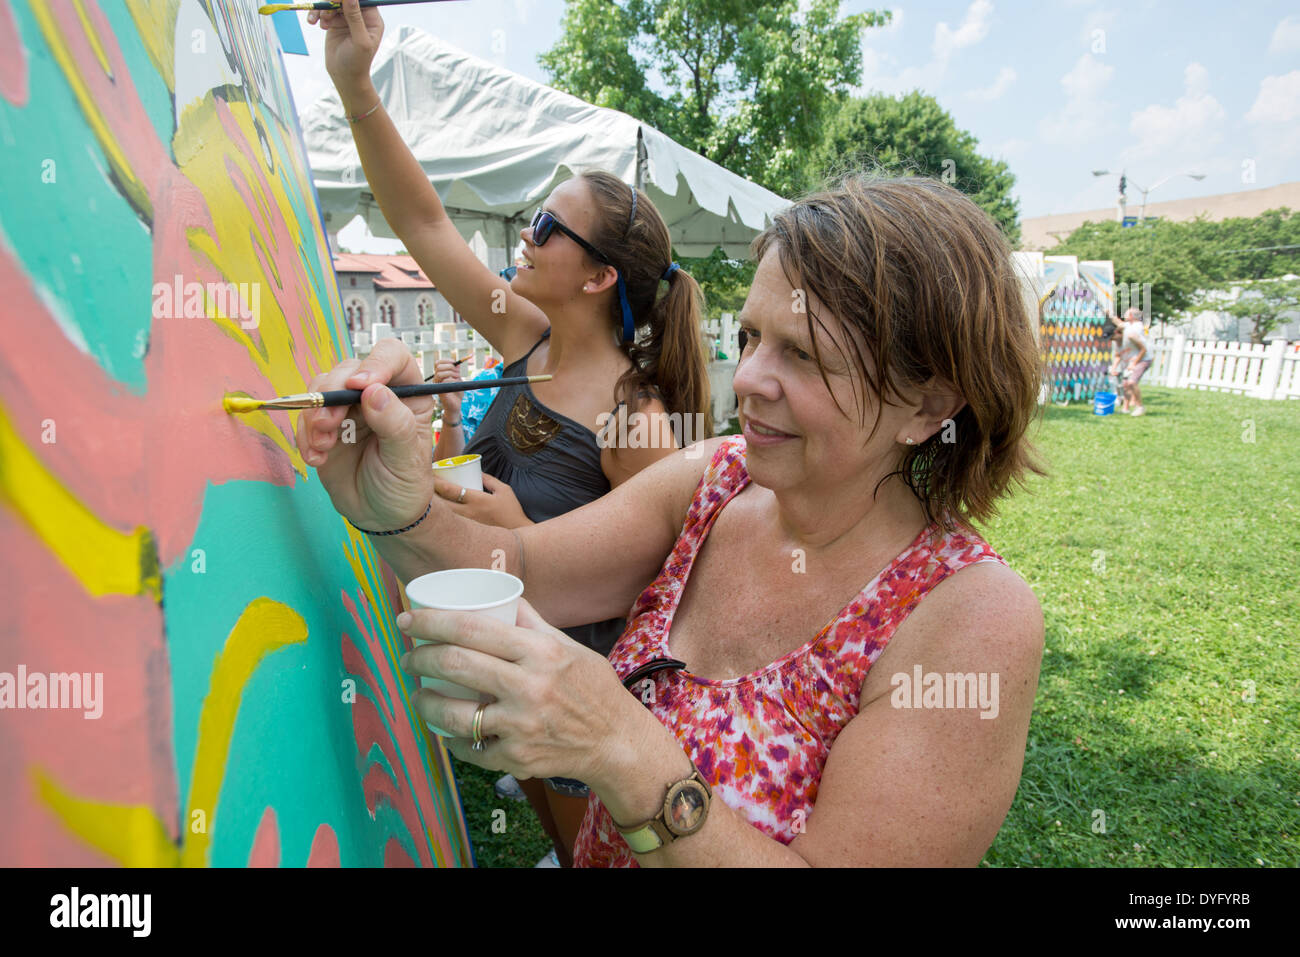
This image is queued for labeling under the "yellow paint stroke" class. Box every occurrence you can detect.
[32,598,307,867]
[124,0,177,93]
[174,95,341,475]
[0,402,161,601]
[29,2,152,221]
[222,393,265,414]
[32,767,179,867]
[182,597,307,867]
[240,407,304,471]
[38,1,344,476]
[71,0,114,79]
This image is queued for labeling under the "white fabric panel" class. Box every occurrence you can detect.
[303,26,788,258]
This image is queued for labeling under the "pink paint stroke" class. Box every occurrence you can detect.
[248,806,279,866]
[0,0,28,106]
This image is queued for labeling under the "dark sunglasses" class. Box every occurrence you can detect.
[530,209,611,265]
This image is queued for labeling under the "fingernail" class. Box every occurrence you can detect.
[371,386,389,411]
[399,651,411,670]
[352,371,371,384]
[396,612,411,630]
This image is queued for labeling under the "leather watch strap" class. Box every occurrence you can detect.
[614,765,711,853]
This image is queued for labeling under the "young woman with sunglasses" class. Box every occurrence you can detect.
[307,0,711,866]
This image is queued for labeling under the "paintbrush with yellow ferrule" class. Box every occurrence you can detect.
[223,374,548,413]
[259,0,466,13]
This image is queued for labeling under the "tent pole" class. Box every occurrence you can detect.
[635,127,647,193]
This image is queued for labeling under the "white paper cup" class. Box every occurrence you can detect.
[404,569,524,737]
[432,453,483,492]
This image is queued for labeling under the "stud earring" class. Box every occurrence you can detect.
[905,437,915,445]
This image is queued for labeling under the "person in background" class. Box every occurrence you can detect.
[1101,318,1123,396]
[306,0,712,868]
[432,355,501,451]
[1120,307,1150,417]
[1107,315,1134,412]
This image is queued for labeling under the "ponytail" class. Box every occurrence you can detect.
[579,170,713,444]
[616,266,713,441]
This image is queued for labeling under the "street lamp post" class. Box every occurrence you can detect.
[1093,168,1126,222]
[1092,170,1206,224]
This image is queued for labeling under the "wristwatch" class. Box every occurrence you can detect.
[613,764,712,853]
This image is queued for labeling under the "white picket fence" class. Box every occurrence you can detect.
[352,321,502,378]
[1148,335,1300,400]
[702,313,742,360]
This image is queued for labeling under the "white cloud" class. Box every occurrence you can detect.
[1268,15,1300,54]
[1121,62,1226,164]
[1245,70,1300,161]
[992,137,1031,159]
[1246,70,1300,125]
[967,65,1016,101]
[1038,53,1115,144]
[858,2,989,96]
[934,0,993,61]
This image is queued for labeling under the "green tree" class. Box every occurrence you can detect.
[1187,208,1300,284]
[804,91,1022,246]
[681,246,755,319]
[1195,277,1300,344]
[1188,208,1300,342]
[1050,208,1300,332]
[539,0,890,198]
[1047,218,1209,326]
[539,1,888,317]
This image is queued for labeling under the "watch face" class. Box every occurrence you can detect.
[666,781,708,836]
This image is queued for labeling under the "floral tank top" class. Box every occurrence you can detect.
[571,436,1009,867]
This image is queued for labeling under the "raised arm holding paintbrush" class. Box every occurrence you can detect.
[305,0,713,866]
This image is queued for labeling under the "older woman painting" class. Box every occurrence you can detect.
[296,174,1047,866]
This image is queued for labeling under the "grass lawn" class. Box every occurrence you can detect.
[450,386,1299,867]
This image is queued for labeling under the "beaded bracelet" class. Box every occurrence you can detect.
[347,100,382,124]
[349,501,431,537]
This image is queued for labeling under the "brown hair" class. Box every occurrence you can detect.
[751,173,1047,532]
[578,170,712,439]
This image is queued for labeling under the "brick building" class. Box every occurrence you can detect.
[332,253,461,334]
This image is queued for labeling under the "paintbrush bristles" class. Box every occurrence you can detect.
[222,395,264,414]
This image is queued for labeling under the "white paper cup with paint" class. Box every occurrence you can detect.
[432,453,483,492]
[404,569,524,737]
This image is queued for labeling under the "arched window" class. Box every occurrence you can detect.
[416,295,436,325]
[376,296,399,326]
[344,298,367,332]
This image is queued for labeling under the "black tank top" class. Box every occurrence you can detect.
[464,330,625,656]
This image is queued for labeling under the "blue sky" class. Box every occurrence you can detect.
[282,0,1300,251]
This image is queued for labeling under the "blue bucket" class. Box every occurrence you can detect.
[1093,391,1117,416]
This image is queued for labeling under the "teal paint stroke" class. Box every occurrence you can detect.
[0,2,160,392]
[163,478,471,867]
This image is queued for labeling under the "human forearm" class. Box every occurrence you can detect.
[369,497,516,588]
[433,420,464,461]
[588,705,810,867]
[337,81,448,238]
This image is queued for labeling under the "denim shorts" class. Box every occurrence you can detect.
[545,777,590,798]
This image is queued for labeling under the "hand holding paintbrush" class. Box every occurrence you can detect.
[281,341,489,534]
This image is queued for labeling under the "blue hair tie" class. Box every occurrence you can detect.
[616,270,635,344]
[662,262,679,282]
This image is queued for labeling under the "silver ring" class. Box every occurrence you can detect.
[471,701,488,751]
[457,486,467,504]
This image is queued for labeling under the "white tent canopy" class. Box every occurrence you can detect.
[302,26,789,263]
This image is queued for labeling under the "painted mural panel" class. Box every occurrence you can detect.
[0,0,472,867]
